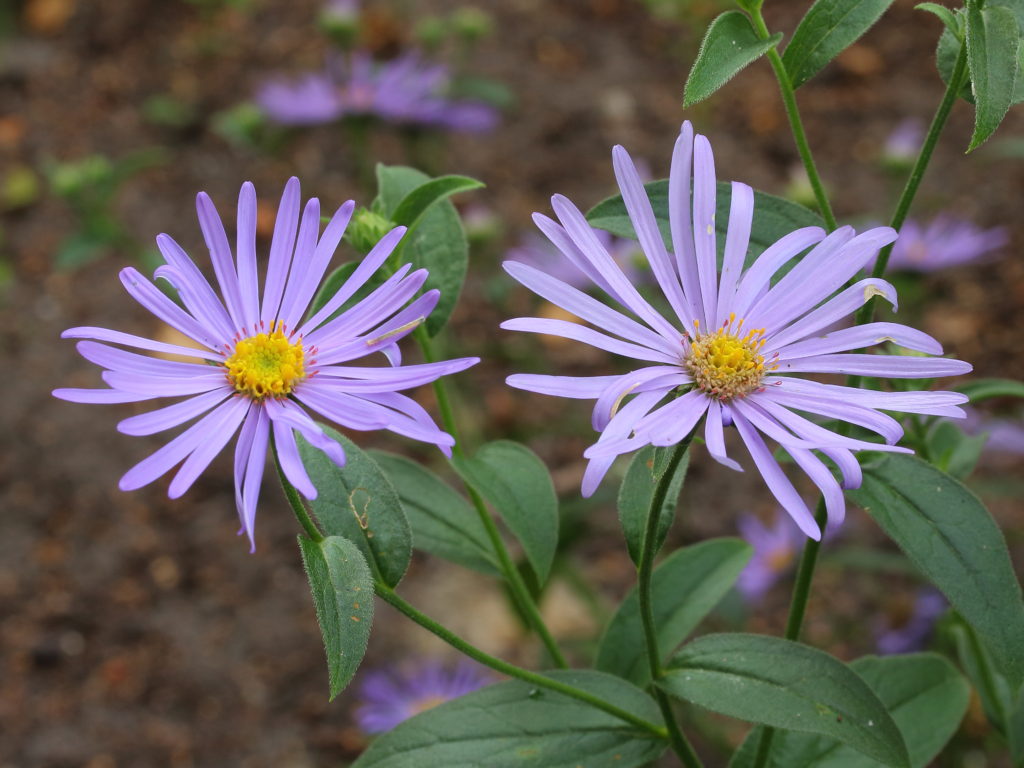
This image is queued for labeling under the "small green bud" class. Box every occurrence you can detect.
[318,0,360,50]
[345,207,395,255]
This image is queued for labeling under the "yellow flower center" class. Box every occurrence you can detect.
[685,315,774,400]
[224,324,306,400]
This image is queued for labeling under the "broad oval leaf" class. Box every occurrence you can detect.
[297,426,412,588]
[596,538,752,686]
[729,653,969,768]
[352,670,666,768]
[618,445,690,565]
[966,4,1020,151]
[955,376,1024,403]
[661,633,910,768]
[846,453,1024,691]
[782,0,897,89]
[376,164,469,336]
[298,535,374,700]
[452,440,558,585]
[369,450,500,576]
[684,11,783,106]
[390,174,485,232]
[587,180,824,273]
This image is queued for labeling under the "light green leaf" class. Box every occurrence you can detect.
[729,653,969,768]
[369,450,500,576]
[661,634,910,767]
[618,445,690,566]
[925,420,986,480]
[783,0,896,88]
[390,174,484,233]
[847,453,1024,691]
[297,426,412,588]
[596,538,751,686]
[966,3,1020,151]
[684,11,783,106]
[955,377,1024,403]
[452,441,558,585]
[938,3,1024,107]
[916,1,959,34]
[298,535,374,699]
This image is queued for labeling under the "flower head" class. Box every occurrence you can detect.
[356,660,491,733]
[54,178,477,550]
[257,51,498,133]
[502,122,971,539]
[736,511,805,602]
[887,215,1008,272]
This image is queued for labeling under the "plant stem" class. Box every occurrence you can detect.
[414,326,569,669]
[276,452,325,543]
[751,498,828,768]
[375,582,668,739]
[636,439,704,768]
[750,10,838,232]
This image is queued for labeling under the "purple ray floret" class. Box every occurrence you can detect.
[54,177,478,550]
[887,215,1008,272]
[502,121,972,539]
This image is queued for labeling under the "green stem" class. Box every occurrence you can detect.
[276,451,325,543]
[636,439,704,768]
[751,498,828,768]
[375,582,668,739]
[414,326,569,669]
[750,10,838,232]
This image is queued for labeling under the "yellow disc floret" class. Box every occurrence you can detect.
[224,323,306,399]
[684,314,775,400]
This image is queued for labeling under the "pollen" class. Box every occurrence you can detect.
[684,314,776,400]
[224,323,306,399]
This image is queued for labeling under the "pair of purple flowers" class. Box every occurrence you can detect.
[55,121,971,546]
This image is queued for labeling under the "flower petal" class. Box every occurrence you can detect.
[118,387,235,436]
[715,181,754,326]
[775,353,972,378]
[119,268,225,352]
[60,326,223,361]
[506,374,621,399]
[501,317,680,365]
[168,397,250,498]
[272,418,318,499]
[705,399,742,471]
[196,190,246,333]
[776,322,944,361]
[260,177,302,327]
[729,226,828,320]
[668,122,703,326]
[235,181,260,332]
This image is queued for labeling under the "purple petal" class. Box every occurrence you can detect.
[235,182,260,332]
[76,340,216,378]
[60,326,223,362]
[715,181,754,326]
[775,353,972,378]
[776,322,944,361]
[759,386,904,444]
[119,268,225,352]
[196,190,246,333]
[168,397,250,498]
[532,213,629,304]
[764,377,969,418]
[311,358,479,391]
[729,226,827,320]
[591,367,687,431]
[668,122,704,326]
[788,446,846,526]
[581,390,666,497]
[631,389,710,447]
[276,197,321,332]
[261,177,302,327]
[239,407,271,551]
[102,371,228,397]
[691,134,719,327]
[118,387,234,436]
[52,387,160,404]
[154,234,235,343]
[272,418,317,499]
[264,398,347,468]
[297,385,392,430]
[501,317,680,365]
[705,399,742,471]
[506,374,621,399]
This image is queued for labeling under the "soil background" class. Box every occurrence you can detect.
[2,0,1023,766]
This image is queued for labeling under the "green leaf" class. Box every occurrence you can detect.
[297,535,374,699]
[297,426,412,588]
[684,11,783,106]
[925,420,986,480]
[375,164,469,336]
[966,3,1020,151]
[389,174,484,233]
[352,670,666,768]
[587,180,824,273]
[452,441,558,585]
[916,1,959,34]
[306,261,359,320]
[938,3,1024,107]
[369,450,500,576]
[782,0,897,89]
[729,653,969,768]
[661,634,910,767]
[595,538,751,687]
[846,453,1024,691]
[617,445,690,565]
[956,377,1024,403]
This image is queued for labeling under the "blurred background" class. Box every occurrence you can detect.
[1,0,1023,765]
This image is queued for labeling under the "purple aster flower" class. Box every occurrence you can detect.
[356,660,491,733]
[882,118,924,166]
[256,51,499,133]
[874,589,946,655]
[507,230,647,290]
[736,511,805,602]
[502,121,972,539]
[886,215,1008,272]
[53,177,478,550]
[961,406,1024,456]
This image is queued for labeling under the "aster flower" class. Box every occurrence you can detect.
[54,177,478,549]
[507,230,647,290]
[735,511,805,602]
[961,406,1024,457]
[886,215,1008,272]
[881,118,924,167]
[356,660,491,733]
[502,121,972,539]
[874,589,946,655]
[257,51,498,133]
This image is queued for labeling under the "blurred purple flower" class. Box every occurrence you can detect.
[887,216,1008,272]
[507,230,646,290]
[962,406,1024,456]
[736,511,804,602]
[257,51,499,132]
[875,589,946,655]
[356,660,491,733]
[882,118,924,166]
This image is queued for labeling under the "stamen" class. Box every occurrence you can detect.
[683,316,768,400]
[224,321,306,400]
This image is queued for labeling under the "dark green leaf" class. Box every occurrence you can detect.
[730,653,969,768]
[306,261,359,320]
[661,634,910,767]
[352,671,666,768]
[956,377,1024,403]
[587,180,824,273]
[298,535,374,699]
[369,450,500,576]
[925,420,986,480]
[916,2,959,34]
[596,538,751,686]
[390,174,485,233]
[297,426,412,588]
[375,165,469,336]
[938,3,1024,107]
[618,445,690,565]
[966,4,1020,151]
[947,615,1020,747]
[452,441,558,585]
[847,453,1024,691]
[684,11,783,106]
[782,0,897,89]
